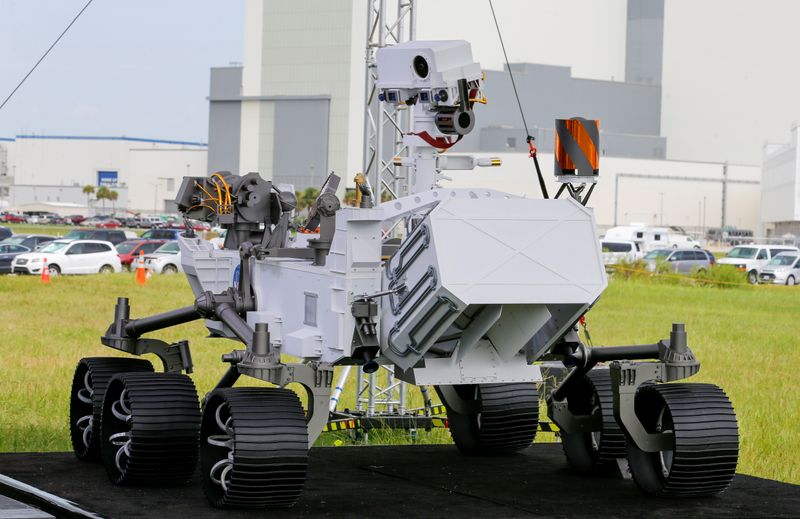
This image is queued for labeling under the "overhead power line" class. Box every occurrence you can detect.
[488,0,549,199]
[0,0,95,113]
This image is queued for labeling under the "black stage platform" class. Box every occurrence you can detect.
[1,445,798,518]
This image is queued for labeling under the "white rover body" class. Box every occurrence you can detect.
[71,40,738,510]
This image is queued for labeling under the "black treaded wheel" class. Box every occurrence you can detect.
[626,383,739,496]
[560,368,626,472]
[444,383,539,455]
[69,357,153,461]
[200,387,309,509]
[100,372,200,485]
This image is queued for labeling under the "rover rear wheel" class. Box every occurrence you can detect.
[101,372,200,485]
[560,369,626,473]
[626,383,738,496]
[443,383,539,455]
[69,357,153,461]
[201,387,308,509]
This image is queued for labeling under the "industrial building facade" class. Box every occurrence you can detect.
[202,0,766,233]
[0,135,207,215]
[761,127,800,237]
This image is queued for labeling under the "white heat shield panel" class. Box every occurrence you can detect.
[380,196,607,370]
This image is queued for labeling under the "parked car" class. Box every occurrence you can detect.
[116,217,138,228]
[116,239,167,270]
[600,240,642,266]
[63,229,128,245]
[13,239,122,275]
[0,226,11,241]
[717,245,800,284]
[134,216,163,228]
[0,234,56,250]
[642,248,713,274]
[82,216,120,228]
[758,252,800,286]
[96,219,122,229]
[0,212,25,223]
[140,228,185,241]
[144,241,183,274]
[0,243,31,273]
[66,215,87,225]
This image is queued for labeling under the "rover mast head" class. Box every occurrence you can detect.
[376,41,485,193]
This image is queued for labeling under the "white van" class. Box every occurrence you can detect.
[600,240,642,266]
[717,244,800,284]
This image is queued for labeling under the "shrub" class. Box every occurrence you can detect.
[691,264,749,288]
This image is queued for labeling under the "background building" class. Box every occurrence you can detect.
[204,0,763,233]
[0,135,207,214]
[761,127,800,237]
[207,0,366,189]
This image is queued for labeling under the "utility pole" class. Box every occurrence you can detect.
[702,196,707,237]
[721,162,728,228]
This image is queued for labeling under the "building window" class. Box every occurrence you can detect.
[506,137,517,149]
[166,178,175,191]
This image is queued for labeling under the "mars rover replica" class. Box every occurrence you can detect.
[69,40,738,508]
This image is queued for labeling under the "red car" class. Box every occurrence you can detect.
[163,220,211,231]
[116,240,167,270]
[96,219,122,228]
[1,212,25,223]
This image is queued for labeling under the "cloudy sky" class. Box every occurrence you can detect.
[3,0,800,165]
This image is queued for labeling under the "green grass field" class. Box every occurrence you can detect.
[0,273,797,484]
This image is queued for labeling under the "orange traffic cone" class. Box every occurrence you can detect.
[135,250,147,286]
[41,257,50,284]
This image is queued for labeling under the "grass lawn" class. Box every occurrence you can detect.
[0,273,797,484]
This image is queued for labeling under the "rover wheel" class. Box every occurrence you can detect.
[99,264,115,274]
[101,372,200,485]
[201,387,308,508]
[443,383,539,455]
[163,264,178,274]
[626,383,738,496]
[787,275,795,286]
[69,357,153,461]
[560,369,626,472]
[48,264,60,276]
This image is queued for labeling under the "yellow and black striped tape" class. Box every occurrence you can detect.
[323,416,559,433]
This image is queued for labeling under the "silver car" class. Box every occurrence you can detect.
[758,252,800,285]
[643,248,713,274]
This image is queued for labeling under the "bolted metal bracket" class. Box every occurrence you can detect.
[224,347,333,448]
[101,335,194,374]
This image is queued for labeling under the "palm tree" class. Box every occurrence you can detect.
[96,186,111,214]
[109,190,119,214]
[82,185,95,209]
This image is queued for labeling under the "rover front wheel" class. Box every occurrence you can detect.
[69,357,153,461]
[201,387,308,509]
[442,383,539,455]
[626,383,738,496]
[101,372,200,485]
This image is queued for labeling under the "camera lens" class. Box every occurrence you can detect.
[413,55,429,78]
